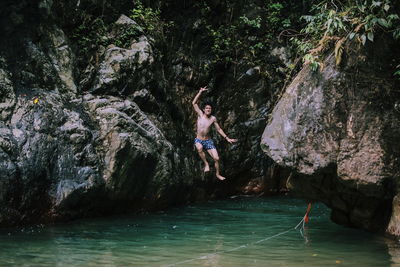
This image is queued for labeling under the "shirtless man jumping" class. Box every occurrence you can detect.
[192,86,237,180]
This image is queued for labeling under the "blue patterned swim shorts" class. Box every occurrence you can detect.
[194,138,216,150]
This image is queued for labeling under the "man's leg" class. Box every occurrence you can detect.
[207,149,225,180]
[195,142,210,172]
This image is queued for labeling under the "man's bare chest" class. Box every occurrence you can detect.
[197,117,214,128]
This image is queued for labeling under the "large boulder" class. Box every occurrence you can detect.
[0,91,101,224]
[91,36,153,93]
[86,15,154,95]
[261,48,400,235]
[0,90,197,226]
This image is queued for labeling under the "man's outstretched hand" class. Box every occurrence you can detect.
[226,138,238,144]
[199,86,208,93]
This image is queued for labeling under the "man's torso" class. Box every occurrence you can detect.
[196,115,215,139]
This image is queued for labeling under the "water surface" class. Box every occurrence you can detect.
[1,196,399,266]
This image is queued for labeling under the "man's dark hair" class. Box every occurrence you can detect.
[202,100,214,111]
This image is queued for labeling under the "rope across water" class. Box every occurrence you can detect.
[164,207,311,267]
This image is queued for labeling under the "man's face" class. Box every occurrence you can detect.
[203,105,212,116]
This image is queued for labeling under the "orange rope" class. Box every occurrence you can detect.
[304,203,312,224]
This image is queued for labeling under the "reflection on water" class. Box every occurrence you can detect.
[387,238,400,267]
[0,196,399,266]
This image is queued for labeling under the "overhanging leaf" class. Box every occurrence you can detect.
[378,18,389,27]
[367,32,374,41]
[361,34,366,45]
[334,38,345,66]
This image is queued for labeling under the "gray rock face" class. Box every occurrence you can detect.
[261,52,400,235]
[0,87,196,225]
[46,26,77,94]
[91,36,153,94]
[261,60,340,174]
[0,90,100,223]
[115,14,141,29]
[0,59,16,121]
[0,3,206,225]
[83,94,181,202]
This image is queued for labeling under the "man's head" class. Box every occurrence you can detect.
[202,102,213,116]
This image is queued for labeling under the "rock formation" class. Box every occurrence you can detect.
[0,0,281,226]
[261,42,400,236]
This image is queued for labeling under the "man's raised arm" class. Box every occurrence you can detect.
[192,86,207,116]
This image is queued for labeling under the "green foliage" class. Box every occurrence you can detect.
[114,26,142,48]
[194,1,294,66]
[69,0,175,71]
[130,0,174,40]
[291,0,400,72]
[70,15,143,67]
[266,2,285,29]
[71,17,108,54]
[70,16,109,69]
[239,15,262,29]
[130,1,161,35]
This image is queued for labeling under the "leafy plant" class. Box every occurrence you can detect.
[114,26,142,48]
[70,16,110,69]
[266,2,285,29]
[239,15,262,29]
[130,0,175,42]
[131,1,160,33]
[195,0,294,68]
[291,0,400,72]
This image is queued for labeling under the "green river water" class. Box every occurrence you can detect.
[1,196,399,266]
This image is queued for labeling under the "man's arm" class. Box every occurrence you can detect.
[192,87,207,116]
[214,118,238,144]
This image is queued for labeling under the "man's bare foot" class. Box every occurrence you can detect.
[204,164,210,172]
[216,174,226,180]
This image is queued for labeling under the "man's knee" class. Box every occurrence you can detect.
[196,146,203,153]
[212,155,220,161]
